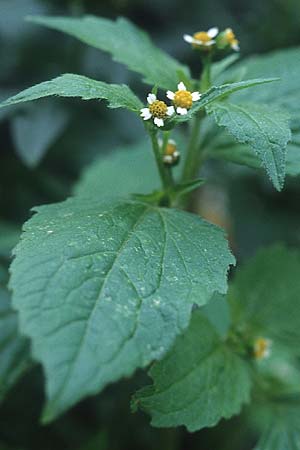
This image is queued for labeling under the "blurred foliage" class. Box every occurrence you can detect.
[0,0,300,449]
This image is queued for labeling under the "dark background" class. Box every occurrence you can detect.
[1,0,300,449]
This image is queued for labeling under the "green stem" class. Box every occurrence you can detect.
[180,55,213,188]
[149,131,174,192]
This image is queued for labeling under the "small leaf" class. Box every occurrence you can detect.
[133,311,251,432]
[27,15,189,90]
[10,198,235,422]
[208,102,291,190]
[0,74,142,112]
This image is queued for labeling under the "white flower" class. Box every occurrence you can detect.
[140,93,175,127]
[183,27,219,47]
[166,82,201,115]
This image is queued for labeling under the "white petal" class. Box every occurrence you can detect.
[192,92,201,101]
[140,107,150,114]
[183,34,193,43]
[178,82,186,91]
[140,108,152,120]
[203,40,215,46]
[167,106,175,116]
[154,117,164,127]
[163,155,173,163]
[166,90,175,100]
[208,27,219,38]
[142,112,152,120]
[147,93,156,104]
[168,139,176,145]
[177,107,188,115]
[232,42,240,51]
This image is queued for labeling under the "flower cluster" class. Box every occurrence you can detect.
[140,82,201,128]
[253,337,272,360]
[184,26,239,52]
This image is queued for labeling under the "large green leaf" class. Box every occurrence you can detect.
[229,246,300,356]
[0,282,30,402]
[0,74,142,112]
[28,15,189,90]
[208,102,291,190]
[10,198,234,422]
[133,311,251,432]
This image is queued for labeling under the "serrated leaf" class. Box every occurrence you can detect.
[11,102,69,168]
[28,15,189,90]
[208,102,291,190]
[229,245,300,356]
[0,282,30,402]
[0,74,142,112]
[230,47,300,129]
[172,78,279,124]
[10,198,234,422]
[133,311,251,432]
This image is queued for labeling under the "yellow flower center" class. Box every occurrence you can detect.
[165,142,177,156]
[253,337,270,360]
[193,31,211,43]
[174,90,193,109]
[149,100,168,118]
[225,28,238,46]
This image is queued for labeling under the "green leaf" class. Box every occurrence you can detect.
[230,47,300,129]
[229,245,300,356]
[253,398,300,450]
[10,198,235,422]
[0,281,30,402]
[0,74,142,112]
[133,311,251,432]
[28,15,189,90]
[208,102,291,190]
[11,102,69,168]
[74,141,160,198]
[208,129,300,179]
[172,78,279,124]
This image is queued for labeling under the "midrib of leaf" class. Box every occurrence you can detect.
[47,202,153,408]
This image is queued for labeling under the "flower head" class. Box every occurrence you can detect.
[253,337,272,360]
[140,93,175,128]
[159,139,180,166]
[223,28,240,51]
[184,27,219,49]
[166,82,201,116]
